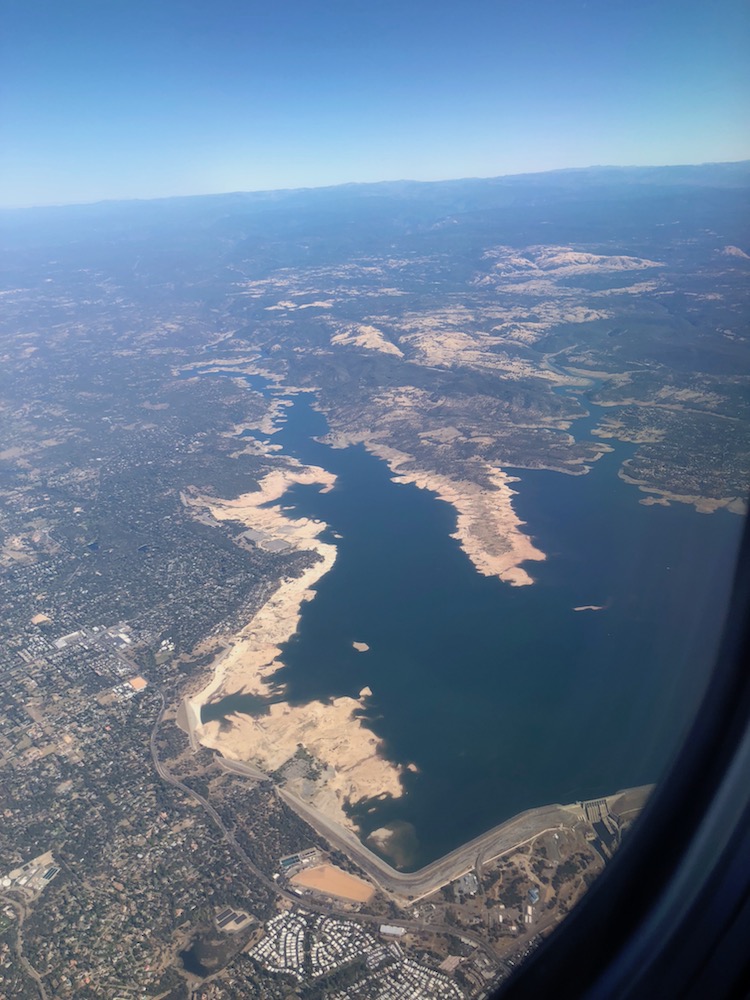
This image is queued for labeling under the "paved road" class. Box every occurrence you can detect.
[279,786,577,901]
[167,678,651,905]
[150,693,503,968]
[0,894,49,1000]
[214,755,269,782]
[150,694,283,898]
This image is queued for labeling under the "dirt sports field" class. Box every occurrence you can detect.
[290,864,374,903]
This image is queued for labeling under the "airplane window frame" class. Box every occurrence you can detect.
[495,513,750,999]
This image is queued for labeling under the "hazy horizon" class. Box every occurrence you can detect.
[3,157,749,213]
[2,0,748,209]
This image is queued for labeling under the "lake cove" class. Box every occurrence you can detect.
[199,374,742,869]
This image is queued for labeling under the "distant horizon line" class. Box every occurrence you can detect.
[3,157,749,213]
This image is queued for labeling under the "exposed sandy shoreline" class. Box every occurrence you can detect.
[183,360,546,584]
[324,435,546,586]
[392,463,546,587]
[618,469,748,515]
[183,465,405,834]
[279,784,654,901]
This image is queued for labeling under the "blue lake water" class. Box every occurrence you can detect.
[202,374,743,869]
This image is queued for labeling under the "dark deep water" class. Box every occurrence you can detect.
[202,374,743,869]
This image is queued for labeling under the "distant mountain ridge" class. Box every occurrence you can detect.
[3,159,749,215]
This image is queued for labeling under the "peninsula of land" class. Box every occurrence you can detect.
[324,434,546,586]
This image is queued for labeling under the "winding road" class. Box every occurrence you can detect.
[0,894,49,1000]
[150,693,504,968]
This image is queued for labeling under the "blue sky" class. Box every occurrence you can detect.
[1,0,748,207]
